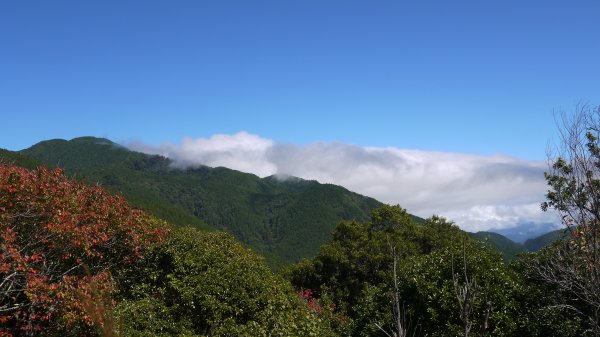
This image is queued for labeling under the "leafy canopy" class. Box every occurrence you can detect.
[116,226,334,337]
[0,164,168,336]
[286,205,523,337]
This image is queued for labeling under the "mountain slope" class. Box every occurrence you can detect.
[524,228,568,251]
[0,148,43,169]
[17,137,383,266]
[469,231,528,261]
[469,228,568,261]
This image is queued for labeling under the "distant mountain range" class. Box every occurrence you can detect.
[0,137,567,265]
[488,222,560,243]
[468,228,568,261]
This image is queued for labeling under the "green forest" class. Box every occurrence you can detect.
[1,109,600,336]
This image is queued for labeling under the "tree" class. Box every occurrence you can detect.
[375,241,419,337]
[451,238,492,337]
[540,104,600,336]
[404,238,520,337]
[516,246,589,337]
[285,205,426,336]
[0,164,168,336]
[285,205,520,337]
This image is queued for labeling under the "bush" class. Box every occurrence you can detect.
[116,227,334,336]
[0,164,167,336]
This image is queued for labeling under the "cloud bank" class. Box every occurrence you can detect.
[127,132,560,237]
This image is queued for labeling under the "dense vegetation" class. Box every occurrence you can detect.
[2,126,596,336]
[0,161,593,336]
[283,205,596,336]
[0,164,168,335]
[0,164,331,336]
[285,206,517,336]
[116,227,333,336]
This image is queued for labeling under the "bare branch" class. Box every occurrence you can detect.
[541,104,600,336]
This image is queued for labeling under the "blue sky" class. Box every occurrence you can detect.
[1,1,599,235]
[2,1,598,158]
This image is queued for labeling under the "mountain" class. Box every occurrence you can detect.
[3,136,566,265]
[0,148,43,169]
[524,228,569,251]
[468,231,528,261]
[488,222,559,243]
[13,137,383,266]
[469,228,569,261]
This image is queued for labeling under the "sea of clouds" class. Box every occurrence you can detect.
[127,131,561,240]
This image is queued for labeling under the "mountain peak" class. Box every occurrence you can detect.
[69,136,116,146]
[21,136,133,170]
[26,136,118,151]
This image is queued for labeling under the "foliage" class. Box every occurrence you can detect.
[0,164,168,336]
[116,226,334,336]
[286,205,525,337]
[285,206,420,317]
[1,137,584,337]
[403,241,521,337]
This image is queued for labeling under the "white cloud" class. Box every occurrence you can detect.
[127,132,558,236]
[443,203,559,233]
[158,132,277,177]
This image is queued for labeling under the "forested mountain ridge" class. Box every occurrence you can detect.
[0,137,563,265]
[524,228,567,251]
[0,148,43,169]
[11,136,382,266]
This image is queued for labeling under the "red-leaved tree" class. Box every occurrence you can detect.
[0,164,168,336]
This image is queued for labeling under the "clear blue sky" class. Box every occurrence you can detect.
[1,0,598,159]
